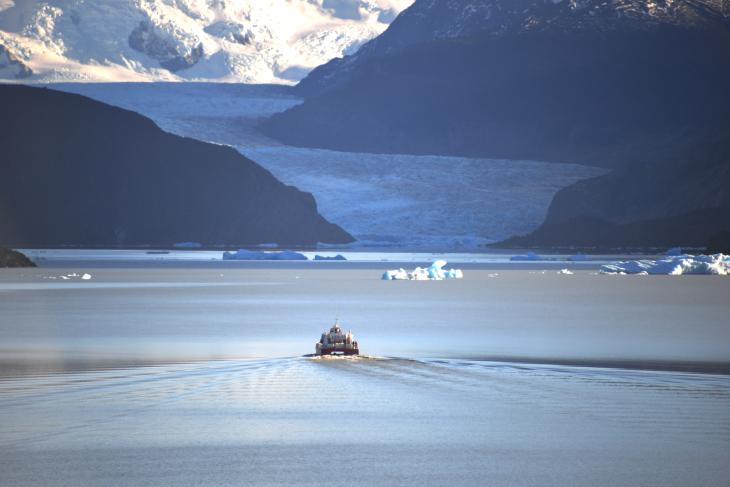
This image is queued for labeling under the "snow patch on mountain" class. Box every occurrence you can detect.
[0,0,413,83]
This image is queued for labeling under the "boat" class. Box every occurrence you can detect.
[316,319,359,355]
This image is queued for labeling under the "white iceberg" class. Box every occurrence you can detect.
[557,268,574,275]
[382,260,464,280]
[222,249,308,261]
[382,268,410,280]
[510,251,542,261]
[600,254,729,275]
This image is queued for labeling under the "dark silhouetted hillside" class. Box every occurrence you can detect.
[0,85,353,247]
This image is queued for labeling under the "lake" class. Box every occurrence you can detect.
[1,259,729,485]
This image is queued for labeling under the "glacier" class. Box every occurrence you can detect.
[222,249,308,261]
[510,252,543,261]
[48,83,605,249]
[0,0,412,83]
[600,254,730,275]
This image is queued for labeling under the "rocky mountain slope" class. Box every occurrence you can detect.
[263,0,730,250]
[0,0,412,83]
[0,248,35,267]
[496,126,730,249]
[297,0,730,96]
[0,84,353,247]
[263,0,730,165]
[260,0,730,248]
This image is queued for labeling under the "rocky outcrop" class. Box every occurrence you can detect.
[0,248,35,267]
[0,44,32,79]
[128,21,204,72]
[495,208,730,250]
[203,22,253,45]
[493,125,730,249]
[0,85,353,247]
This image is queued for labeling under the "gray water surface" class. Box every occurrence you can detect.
[1,265,729,486]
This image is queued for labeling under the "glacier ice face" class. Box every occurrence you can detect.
[510,252,543,261]
[600,254,730,275]
[222,249,308,261]
[382,261,463,280]
[51,83,606,249]
[0,0,413,83]
[247,146,605,248]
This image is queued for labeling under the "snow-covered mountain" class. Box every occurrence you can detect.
[0,0,412,83]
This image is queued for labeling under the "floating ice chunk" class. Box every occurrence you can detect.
[446,268,464,279]
[601,254,729,275]
[428,260,447,280]
[314,254,347,261]
[222,249,308,260]
[81,273,92,280]
[665,247,682,256]
[382,261,464,280]
[557,268,574,275]
[510,251,542,261]
[411,267,431,280]
[382,268,409,280]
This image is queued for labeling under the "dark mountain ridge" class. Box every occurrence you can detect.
[260,0,730,249]
[264,26,730,168]
[0,85,353,247]
[297,0,730,97]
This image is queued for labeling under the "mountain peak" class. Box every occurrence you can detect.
[0,0,414,83]
[298,0,730,95]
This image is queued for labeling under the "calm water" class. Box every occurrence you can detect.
[1,263,729,485]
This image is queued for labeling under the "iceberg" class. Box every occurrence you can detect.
[222,249,308,261]
[600,254,729,275]
[666,247,683,256]
[557,268,574,275]
[382,260,464,280]
[382,268,410,280]
[510,251,542,261]
[314,254,347,261]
